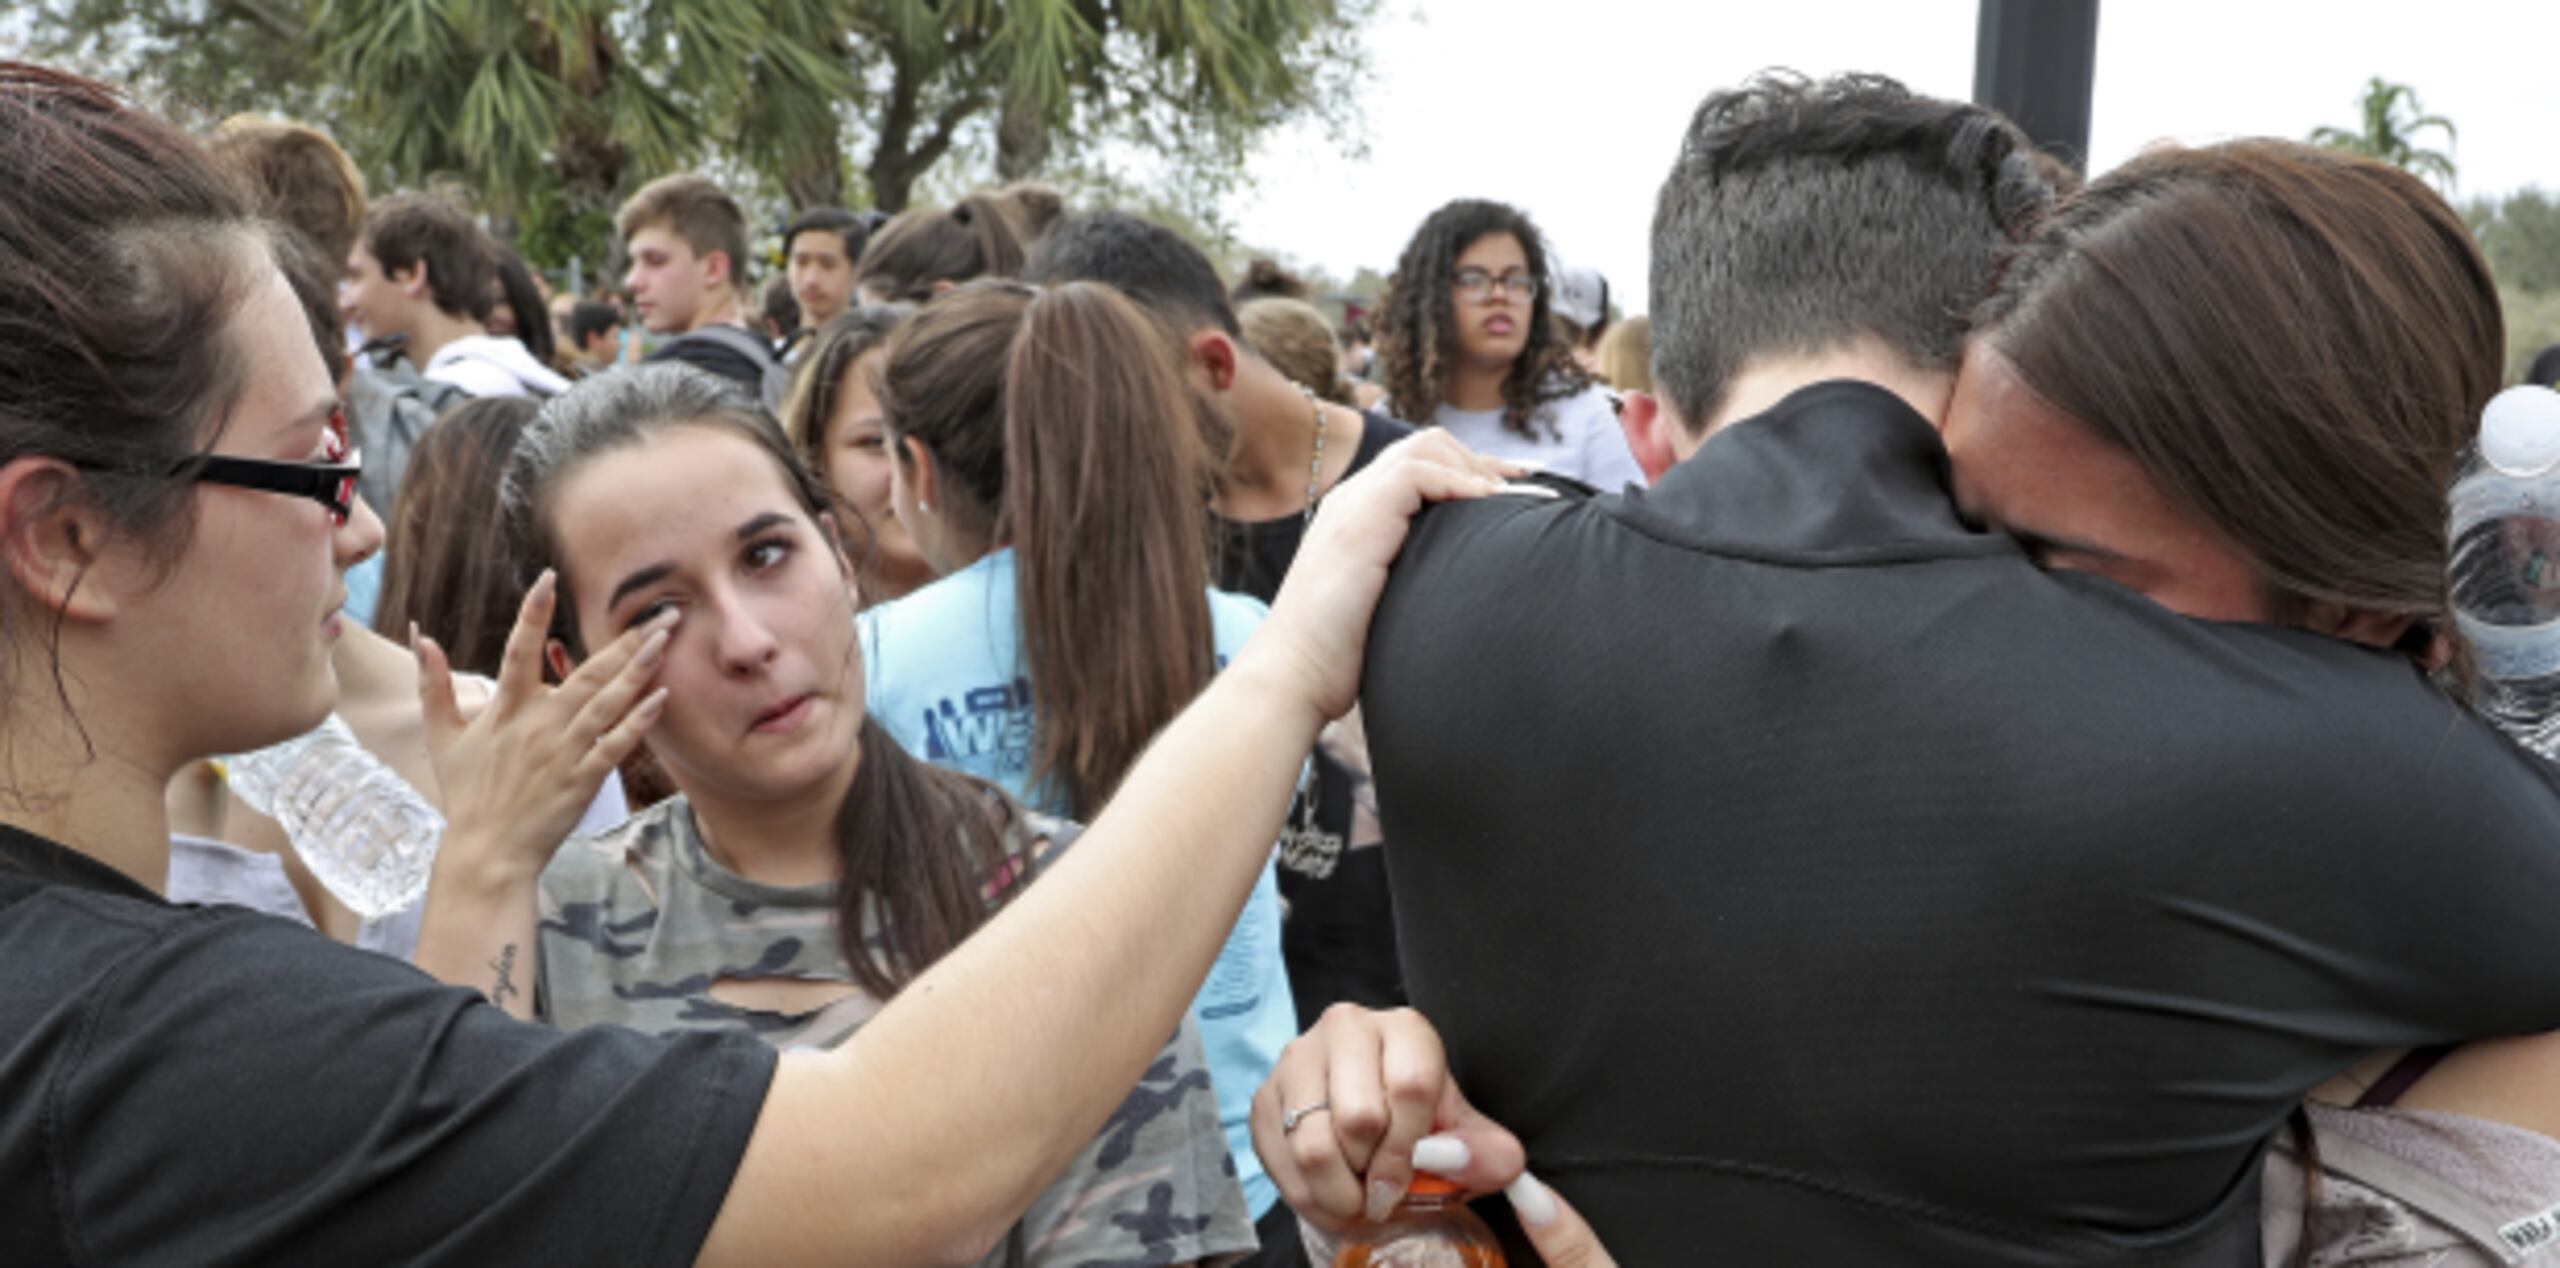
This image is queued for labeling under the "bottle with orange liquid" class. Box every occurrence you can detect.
[1297,1175,1507,1267]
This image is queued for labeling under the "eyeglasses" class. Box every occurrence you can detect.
[87,411,364,525]
[1452,268,1539,302]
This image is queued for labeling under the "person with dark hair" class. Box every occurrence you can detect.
[564,299,624,376]
[853,194,1026,305]
[857,282,1299,1254]
[1232,258,1312,305]
[485,244,557,368]
[347,193,566,400]
[618,172,780,398]
[782,206,871,340]
[775,304,931,603]
[759,274,799,346]
[0,58,1520,1264]
[1256,74,2560,1265]
[1027,211,1418,1042]
[1378,199,1642,488]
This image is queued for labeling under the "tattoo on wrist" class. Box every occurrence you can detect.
[488,943,521,1005]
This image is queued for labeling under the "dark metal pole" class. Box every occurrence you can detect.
[1973,0,2101,167]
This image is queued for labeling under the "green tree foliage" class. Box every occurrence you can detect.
[2309,76,2457,189]
[19,0,1375,257]
[2468,189,2560,382]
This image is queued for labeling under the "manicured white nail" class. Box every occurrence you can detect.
[1505,1172,1559,1229]
[1365,1178,1401,1222]
[1411,1135,1471,1174]
[1498,481,1560,498]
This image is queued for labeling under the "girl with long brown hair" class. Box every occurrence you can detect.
[418,362,1261,1264]
[859,278,1300,1246]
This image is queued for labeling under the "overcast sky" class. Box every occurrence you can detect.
[1228,0,2560,312]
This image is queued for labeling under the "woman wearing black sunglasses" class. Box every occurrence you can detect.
[0,62,1515,1265]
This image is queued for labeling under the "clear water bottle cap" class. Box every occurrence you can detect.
[2479,385,2560,477]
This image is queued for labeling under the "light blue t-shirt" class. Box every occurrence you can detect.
[862,548,1294,1218]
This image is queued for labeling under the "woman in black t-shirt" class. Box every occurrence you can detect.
[0,61,1519,1265]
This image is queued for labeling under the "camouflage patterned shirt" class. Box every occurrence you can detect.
[535,794,1258,1266]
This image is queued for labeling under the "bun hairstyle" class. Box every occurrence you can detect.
[1231,258,1312,304]
[852,195,1028,304]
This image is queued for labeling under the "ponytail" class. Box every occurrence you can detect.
[833,715,1023,997]
[1007,283,1224,817]
[876,279,1229,818]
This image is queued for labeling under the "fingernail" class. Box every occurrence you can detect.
[1365,1178,1402,1222]
[1504,1172,1559,1229]
[1499,481,1561,498]
[639,628,670,663]
[406,620,420,650]
[536,569,557,598]
[1411,1135,1471,1174]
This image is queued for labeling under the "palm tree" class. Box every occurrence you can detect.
[2310,76,2457,189]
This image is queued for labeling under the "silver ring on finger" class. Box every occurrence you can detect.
[1281,1100,1331,1135]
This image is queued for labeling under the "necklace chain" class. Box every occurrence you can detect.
[1299,384,1326,525]
[1283,385,1345,873]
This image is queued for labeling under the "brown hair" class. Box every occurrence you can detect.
[615,173,751,293]
[363,193,496,322]
[1240,297,1356,407]
[205,114,368,268]
[0,64,274,594]
[876,279,1227,818]
[1975,140,2503,674]
[370,395,541,675]
[853,195,1026,304]
[1232,258,1312,304]
[991,181,1065,244]
[776,303,915,591]
[1596,314,1651,393]
[505,363,1021,996]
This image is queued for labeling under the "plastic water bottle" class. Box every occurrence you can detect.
[224,714,444,918]
[1299,1176,1508,1267]
[2448,385,2560,757]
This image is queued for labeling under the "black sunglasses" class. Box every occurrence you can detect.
[181,449,364,525]
[81,412,363,525]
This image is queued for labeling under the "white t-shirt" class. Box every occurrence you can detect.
[1432,381,1647,490]
[424,334,570,399]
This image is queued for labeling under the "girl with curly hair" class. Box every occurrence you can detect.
[1378,198,1644,487]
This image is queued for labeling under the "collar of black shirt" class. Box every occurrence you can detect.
[0,819,162,903]
[1610,379,2018,566]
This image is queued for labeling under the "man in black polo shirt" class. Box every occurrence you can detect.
[1330,75,2560,1263]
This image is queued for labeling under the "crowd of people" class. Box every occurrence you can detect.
[3,52,2559,1267]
